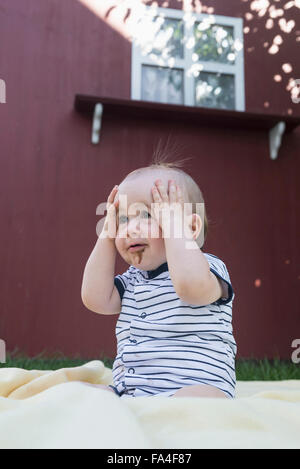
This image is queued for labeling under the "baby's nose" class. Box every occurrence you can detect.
[127,217,141,235]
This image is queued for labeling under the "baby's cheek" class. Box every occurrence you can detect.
[114,234,124,252]
[149,227,165,250]
[148,219,162,240]
[116,224,127,240]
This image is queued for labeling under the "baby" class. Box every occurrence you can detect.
[81,159,236,399]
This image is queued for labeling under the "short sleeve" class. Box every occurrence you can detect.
[114,265,136,300]
[203,253,234,305]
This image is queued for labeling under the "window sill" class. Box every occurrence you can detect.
[74,94,300,158]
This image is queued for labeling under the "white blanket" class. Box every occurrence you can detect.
[0,360,299,449]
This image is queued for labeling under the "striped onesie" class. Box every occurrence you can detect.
[111,252,236,399]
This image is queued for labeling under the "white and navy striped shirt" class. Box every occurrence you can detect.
[112,252,236,399]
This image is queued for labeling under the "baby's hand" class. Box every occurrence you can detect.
[151,179,186,238]
[99,185,119,240]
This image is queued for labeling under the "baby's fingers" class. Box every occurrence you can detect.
[104,200,118,239]
[107,185,119,204]
[113,189,119,208]
[100,186,119,240]
[107,187,119,213]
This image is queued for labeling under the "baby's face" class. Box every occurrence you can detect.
[115,170,184,270]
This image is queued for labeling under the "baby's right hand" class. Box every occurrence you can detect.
[99,185,119,240]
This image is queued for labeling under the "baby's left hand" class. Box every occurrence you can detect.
[151,179,187,238]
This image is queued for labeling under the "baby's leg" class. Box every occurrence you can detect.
[171,383,229,398]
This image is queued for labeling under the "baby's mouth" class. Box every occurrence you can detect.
[128,244,147,252]
[128,244,147,265]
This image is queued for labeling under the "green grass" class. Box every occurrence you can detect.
[0,350,114,371]
[1,351,300,381]
[236,358,300,381]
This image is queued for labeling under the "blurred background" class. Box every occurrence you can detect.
[0,0,299,364]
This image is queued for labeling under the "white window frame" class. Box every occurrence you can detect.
[131,7,245,111]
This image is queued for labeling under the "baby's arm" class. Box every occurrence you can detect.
[152,179,224,306]
[81,186,121,315]
[164,226,224,306]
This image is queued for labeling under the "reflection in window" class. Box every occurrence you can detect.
[140,17,184,60]
[142,65,184,105]
[195,72,235,110]
[132,7,244,111]
[194,23,236,64]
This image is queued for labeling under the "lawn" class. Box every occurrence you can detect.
[1,350,300,380]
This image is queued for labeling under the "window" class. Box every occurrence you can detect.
[131,7,245,111]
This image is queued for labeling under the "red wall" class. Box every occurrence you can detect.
[0,0,299,360]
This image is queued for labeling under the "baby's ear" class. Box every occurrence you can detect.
[186,213,202,241]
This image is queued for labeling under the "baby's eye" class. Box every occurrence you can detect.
[118,215,128,224]
[140,210,151,219]
[118,211,150,224]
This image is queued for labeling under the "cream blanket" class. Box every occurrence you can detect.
[0,360,299,449]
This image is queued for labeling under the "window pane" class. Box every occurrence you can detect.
[139,16,184,60]
[194,22,236,64]
[194,72,235,110]
[142,65,184,105]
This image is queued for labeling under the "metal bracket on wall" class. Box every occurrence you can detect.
[91,103,103,144]
[269,121,286,160]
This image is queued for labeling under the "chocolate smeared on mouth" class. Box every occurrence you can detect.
[132,247,145,264]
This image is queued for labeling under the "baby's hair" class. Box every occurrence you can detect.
[150,136,194,170]
[124,136,209,247]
